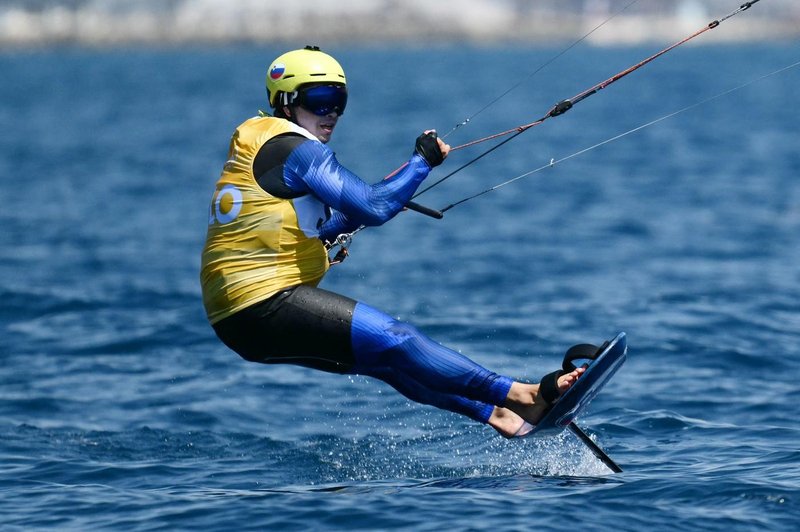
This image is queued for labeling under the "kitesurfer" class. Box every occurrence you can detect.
[200,46,584,437]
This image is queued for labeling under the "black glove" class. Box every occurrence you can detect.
[415,132,444,168]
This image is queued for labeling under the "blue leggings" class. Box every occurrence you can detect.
[212,285,514,423]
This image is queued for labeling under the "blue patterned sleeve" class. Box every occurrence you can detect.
[283,140,431,241]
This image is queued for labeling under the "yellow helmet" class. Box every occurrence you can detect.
[266,45,346,108]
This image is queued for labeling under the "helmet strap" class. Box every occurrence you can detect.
[272,91,296,121]
[279,91,299,108]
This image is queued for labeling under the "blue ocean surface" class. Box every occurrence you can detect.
[1,40,799,531]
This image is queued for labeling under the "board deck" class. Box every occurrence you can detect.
[526,332,627,438]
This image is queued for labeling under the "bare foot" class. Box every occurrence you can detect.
[487,407,529,438]
[491,366,586,437]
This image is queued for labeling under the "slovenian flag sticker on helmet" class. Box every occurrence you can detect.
[269,63,286,80]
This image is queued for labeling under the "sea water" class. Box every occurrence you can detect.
[1,42,799,530]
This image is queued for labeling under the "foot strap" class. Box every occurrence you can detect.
[539,340,610,404]
[538,369,563,404]
[562,340,609,372]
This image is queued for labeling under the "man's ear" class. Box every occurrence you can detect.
[282,106,292,118]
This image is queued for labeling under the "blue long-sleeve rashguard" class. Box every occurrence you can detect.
[282,139,431,242]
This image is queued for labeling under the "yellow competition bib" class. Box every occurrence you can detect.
[200,117,329,324]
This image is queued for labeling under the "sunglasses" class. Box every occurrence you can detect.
[294,84,348,116]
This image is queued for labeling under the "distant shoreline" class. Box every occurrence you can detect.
[1,4,797,48]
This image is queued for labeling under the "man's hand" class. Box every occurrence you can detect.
[415,130,450,168]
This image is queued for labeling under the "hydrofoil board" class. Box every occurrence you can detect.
[525,332,627,472]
